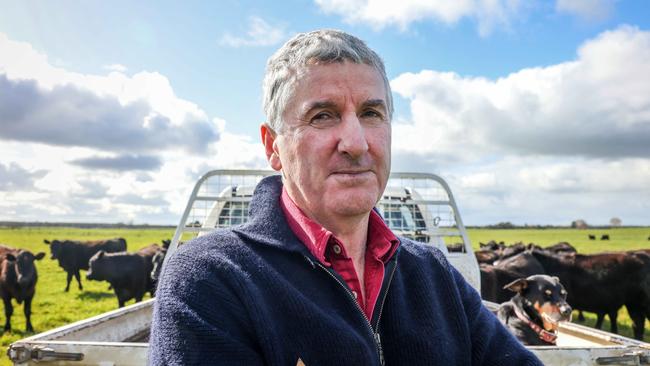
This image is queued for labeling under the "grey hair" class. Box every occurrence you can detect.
[262,29,393,133]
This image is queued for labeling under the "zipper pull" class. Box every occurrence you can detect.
[302,255,316,269]
[375,332,385,366]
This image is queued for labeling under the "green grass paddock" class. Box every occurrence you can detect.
[0,226,174,365]
[0,226,648,364]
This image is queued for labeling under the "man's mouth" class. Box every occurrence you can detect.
[332,169,372,175]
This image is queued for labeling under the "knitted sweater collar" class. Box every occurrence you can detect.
[232,175,313,256]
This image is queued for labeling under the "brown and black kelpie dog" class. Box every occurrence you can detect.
[497,274,573,345]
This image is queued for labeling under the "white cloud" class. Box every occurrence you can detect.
[445,156,650,225]
[314,0,525,36]
[390,26,650,225]
[391,25,650,161]
[0,32,208,124]
[219,16,288,47]
[556,0,617,22]
[0,33,264,224]
[0,163,47,191]
[104,64,128,73]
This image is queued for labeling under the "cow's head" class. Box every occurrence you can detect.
[6,250,45,303]
[150,249,167,282]
[86,250,106,281]
[44,239,62,260]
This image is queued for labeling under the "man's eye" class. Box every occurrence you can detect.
[360,109,384,120]
[309,112,339,127]
[313,112,332,121]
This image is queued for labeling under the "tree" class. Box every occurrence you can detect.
[571,219,588,229]
[610,217,622,227]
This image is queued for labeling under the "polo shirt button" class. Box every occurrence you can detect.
[352,291,358,299]
[332,244,342,254]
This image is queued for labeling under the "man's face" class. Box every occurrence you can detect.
[263,61,391,224]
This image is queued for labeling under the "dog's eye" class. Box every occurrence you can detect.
[545,289,552,297]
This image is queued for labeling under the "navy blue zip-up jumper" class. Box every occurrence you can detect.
[148,175,542,365]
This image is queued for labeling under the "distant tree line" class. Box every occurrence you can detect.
[0,221,175,229]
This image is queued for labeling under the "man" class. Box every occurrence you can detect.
[149,29,542,365]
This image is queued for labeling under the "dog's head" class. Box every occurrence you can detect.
[505,274,572,332]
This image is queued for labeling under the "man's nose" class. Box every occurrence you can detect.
[337,113,368,158]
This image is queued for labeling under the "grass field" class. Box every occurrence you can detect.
[0,226,649,364]
[0,226,175,365]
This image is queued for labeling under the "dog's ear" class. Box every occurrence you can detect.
[552,276,561,284]
[504,278,528,293]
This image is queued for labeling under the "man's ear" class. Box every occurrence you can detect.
[260,123,282,171]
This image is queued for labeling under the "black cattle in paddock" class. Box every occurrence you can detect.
[150,240,180,291]
[482,252,546,303]
[137,244,164,296]
[622,250,650,340]
[544,242,577,255]
[588,235,596,240]
[601,234,610,240]
[479,240,505,252]
[494,251,546,275]
[499,242,527,260]
[531,249,650,338]
[500,242,543,261]
[44,238,127,292]
[150,248,167,287]
[481,264,523,304]
[475,249,500,265]
[86,250,150,308]
[446,243,464,253]
[0,245,45,332]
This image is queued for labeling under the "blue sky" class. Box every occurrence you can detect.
[1,0,649,225]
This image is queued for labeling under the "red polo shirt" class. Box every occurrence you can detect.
[280,187,399,321]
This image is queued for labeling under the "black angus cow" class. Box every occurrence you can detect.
[86,250,150,308]
[500,242,543,261]
[150,239,177,292]
[601,234,610,240]
[475,249,500,265]
[588,235,596,240]
[44,238,127,292]
[531,249,650,337]
[137,244,163,296]
[0,245,45,332]
[446,243,465,253]
[150,248,167,290]
[544,242,577,255]
[481,264,522,304]
[623,250,650,340]
[479,240,505,252]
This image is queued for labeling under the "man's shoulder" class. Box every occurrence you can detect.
[158,228,260,289]
[394,237,455,276]
[397,237,449,262]
[174,228,248,258]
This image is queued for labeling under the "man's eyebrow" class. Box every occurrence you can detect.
[300,99,387,116]
[303,100,337,113]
